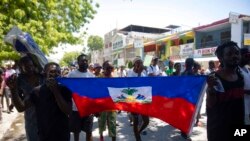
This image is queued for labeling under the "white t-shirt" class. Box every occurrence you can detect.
[240,66,250,125]
[147,65,162,76]
[205,68,214,75]
[127,69,147,77]
[67,70,95,111]
[117,70,127,77]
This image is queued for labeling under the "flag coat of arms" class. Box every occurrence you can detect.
[57,76,207,134]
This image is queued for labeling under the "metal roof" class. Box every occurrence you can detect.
[193,18,229,31]
[165,24,180,29]
[193,14,250,31]
[119,24,170,34]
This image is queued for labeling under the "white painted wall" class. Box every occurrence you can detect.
[231,19,243,47]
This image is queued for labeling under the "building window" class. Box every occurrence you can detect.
[220,31,231,44]
[205,35,213,42]
[200,35,213,48]
[201,36,206,48]
[187,39,194,43]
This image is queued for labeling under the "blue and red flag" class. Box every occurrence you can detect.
[57,76,207,134]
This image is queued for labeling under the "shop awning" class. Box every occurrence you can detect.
[156,34,176,42]
[144,43,156,52]
[194,57,218,62]
[178,31,194,37]
[126,43,133,49]
[173,57,218,63]
[119,25,170,34]
[112,49,123,55]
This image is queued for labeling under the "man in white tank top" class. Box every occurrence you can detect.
[67,54,95,141]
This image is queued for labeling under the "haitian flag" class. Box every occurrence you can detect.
[57,76,207,134]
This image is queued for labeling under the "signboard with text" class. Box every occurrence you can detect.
[244,34,250,45]
[193,47,217,57]
[180,43,194,57]
[112,35,125,50]
[134,39,144,48]
[118,58,125,66]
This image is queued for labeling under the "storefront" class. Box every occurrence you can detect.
[144,41,156,52]
[169,45,181,61]
[193,47,219,69]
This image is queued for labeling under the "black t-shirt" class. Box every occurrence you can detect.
[181,69,194,76]
[31,84,72,141]
[207,72,244,141]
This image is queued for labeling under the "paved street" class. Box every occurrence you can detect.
[0,95,208,141]
[0,113,207,141]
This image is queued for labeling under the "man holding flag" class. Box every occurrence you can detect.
[58,67,206,140]
[67,54,95,141]
[127,56,149,141]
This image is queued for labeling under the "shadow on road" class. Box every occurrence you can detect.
[1,113,26,141]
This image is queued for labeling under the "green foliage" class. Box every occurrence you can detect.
[0,0,99,61]
[87,35,104,51]
[0,49,20,61]
[127,61,133,69]
[59,51,80,67]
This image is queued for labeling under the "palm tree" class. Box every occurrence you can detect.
[121,88,138,96]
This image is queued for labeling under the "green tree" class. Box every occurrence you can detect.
[59,51,80,66]
[127,61,133,69]
[87,35,104,51]
[0,0,99,61]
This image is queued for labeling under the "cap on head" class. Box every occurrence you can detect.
[133,56,142,65]
[89,63,94,67]
[93,63,102,69]
[102,60,114,70]
[152,56,159,61]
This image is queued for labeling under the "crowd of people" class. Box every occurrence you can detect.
[0,41,249,141]
[0,63,16,121]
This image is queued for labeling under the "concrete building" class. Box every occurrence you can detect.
[192,13,250,68]
[103,29,118,62]
[149,13,250,69]
[91,49,103,64]
[101,25,169,67]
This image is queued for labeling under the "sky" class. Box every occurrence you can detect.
[49,0,250,62]
[86,0,250,36]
